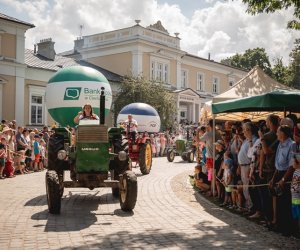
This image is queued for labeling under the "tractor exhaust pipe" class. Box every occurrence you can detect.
[100,87,105,125]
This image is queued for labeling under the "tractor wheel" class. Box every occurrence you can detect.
[48,134,66,173]
[46,170,61,214]
[167,149,175,162]
[187,151,194,163]
[181,153,188,161]
[139,143,152,175]
[112,171,120,198]
[119,170,137,211]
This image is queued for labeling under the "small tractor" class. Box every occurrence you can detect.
[46,88,137,214]
[166,125,196,163]
[122,123,152,175]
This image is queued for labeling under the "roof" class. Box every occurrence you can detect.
[0,13,35,28]
[25,49,122,82]
[25,49,78,71]
[185,53,248,73]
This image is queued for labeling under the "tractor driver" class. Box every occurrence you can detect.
[74,103,99,124]
[124,114,138,144]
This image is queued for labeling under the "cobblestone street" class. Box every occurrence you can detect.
[0,157,299,249]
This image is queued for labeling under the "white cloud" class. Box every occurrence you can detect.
[1,0,298,65]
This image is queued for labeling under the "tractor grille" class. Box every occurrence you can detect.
[77,125,108,142]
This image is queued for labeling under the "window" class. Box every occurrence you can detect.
[212,77,219,94]
[197,73,204,91]
[157,62,163,81]
[181,70,187,88]
[29,86,46,125]
[150,60,169,83]
[229,79,235,87]
[31,95,43,124]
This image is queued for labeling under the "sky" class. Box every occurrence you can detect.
[1,0,299,65]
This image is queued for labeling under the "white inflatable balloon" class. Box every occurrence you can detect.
[117,103,161,133]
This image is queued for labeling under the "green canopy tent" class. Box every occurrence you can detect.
[212,89,300,115]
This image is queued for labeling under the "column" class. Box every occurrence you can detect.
[132,50,143,77]
[192,102,196,123]
[176,61,181,89]
[15,67,25,125]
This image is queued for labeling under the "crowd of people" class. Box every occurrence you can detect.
[0,119,50,179]
[193,115,300,238]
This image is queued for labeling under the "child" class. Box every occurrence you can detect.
[39,139,46,171]
[291,153,300,238]
[33,134,41,171]
[221,158,234,207]
[0,137,7,179]
[19,150,26,174]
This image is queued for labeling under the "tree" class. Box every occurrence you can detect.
[271,58,289,84]
[221,47,272,75]
[287,38,300,88]
[239,0,300,30]
[113,76,177,130]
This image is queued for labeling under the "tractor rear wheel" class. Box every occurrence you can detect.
[181,153,188,161]
[167,149,175,162]
[139,143,152,175]
[187,151,194,163]
[48,134,66,173]
[119,170,137,211]
[46,170,61,214]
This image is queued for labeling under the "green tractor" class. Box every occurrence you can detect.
[166,125,196,163]
[45,88,137,214]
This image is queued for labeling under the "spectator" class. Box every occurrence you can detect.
[291,153,300,239]
[269,125,295,236]
[238,122,258,213]
[214,139,226,202]
[220,157,234,208]
[33,134,41,171]
[198,119,221,193]
[260,114,280,227]
[160,133,166,156]
[0,137,7,179]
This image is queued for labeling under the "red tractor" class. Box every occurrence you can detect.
[123,123,152,175]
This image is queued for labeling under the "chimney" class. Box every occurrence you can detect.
[74,37,84,52]
[37,38,56,60]
[208,53,211,60]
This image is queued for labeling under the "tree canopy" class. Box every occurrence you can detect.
[240,0,300,29]
[113,76,177,130]
[221,47,272,74]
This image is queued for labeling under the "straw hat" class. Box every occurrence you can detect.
[1,126,13,133]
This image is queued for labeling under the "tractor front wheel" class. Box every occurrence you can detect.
[46,170,61,214]
[139,143,152,175]
[167,149,175,162]
[119,171,137,211]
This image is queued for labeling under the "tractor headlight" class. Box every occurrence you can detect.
[57,150,67,160]
[118,150,127,161]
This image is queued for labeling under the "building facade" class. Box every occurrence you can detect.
[67,20,246,124]
[0,14,246,127]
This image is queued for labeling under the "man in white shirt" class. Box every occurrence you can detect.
[124,114,138,143]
